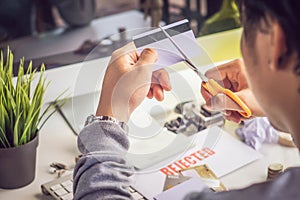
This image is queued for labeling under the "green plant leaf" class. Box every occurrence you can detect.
[13,112,23,146]
[0,48,67,147]
[0,127,10,148]
[19,106,41,145]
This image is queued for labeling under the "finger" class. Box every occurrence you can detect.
[112,42,136,56]
[136,48,158,66]
[205,59,243,82]
[110,42,138,64]
[153,69,172,91]
[205,67,227,82]
[224,111,243,124]
[222,110,232,116]
[235,89,265,117]
[200,86,212,102]
[152,84,164,101]
[147,89,153,99]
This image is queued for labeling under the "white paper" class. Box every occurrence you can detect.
[131,126,262,199]
[154,177,208,200]
[181,170,220,188]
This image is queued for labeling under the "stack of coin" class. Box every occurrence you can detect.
[267,163,284,180]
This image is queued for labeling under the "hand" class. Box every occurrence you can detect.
[96,43,171,122]
[147,69,171,101]
[201,59,265,123]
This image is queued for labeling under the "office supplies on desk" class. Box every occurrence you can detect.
[158,24,252,118]
[165,102,224,135]
[41,174,147,200]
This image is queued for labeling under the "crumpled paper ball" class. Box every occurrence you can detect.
[236,117,279,150]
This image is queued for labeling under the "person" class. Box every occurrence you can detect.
[73,0,300,199]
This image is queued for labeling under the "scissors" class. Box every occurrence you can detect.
[158,25,252,118]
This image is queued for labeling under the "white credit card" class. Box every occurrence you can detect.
[133,19,201,71]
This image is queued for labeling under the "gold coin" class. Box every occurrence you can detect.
[268,163,283,172]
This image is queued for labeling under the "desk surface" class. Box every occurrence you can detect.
[2,65,300,199]
[1,14,300,200]
[0,104,299,200]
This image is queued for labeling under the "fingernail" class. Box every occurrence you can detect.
[222,110,232,116]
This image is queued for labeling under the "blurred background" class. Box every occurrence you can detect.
[0,0,240,73]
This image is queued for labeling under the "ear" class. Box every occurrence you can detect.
[269,20,288,71]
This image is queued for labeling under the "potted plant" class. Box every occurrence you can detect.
[0,48,61,189]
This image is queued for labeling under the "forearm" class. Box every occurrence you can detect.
[73,121,133,200]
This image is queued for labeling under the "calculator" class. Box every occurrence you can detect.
[41,174,147,200]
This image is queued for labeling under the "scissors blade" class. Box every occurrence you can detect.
[158,25,208,82]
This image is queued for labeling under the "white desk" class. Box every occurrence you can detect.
[1,58,300,200]
[1,25,300,200]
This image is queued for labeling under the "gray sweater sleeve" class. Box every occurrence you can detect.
[73,121,133,200]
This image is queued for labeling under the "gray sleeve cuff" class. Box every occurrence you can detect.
[77,121,129,154]
[74,121,133,200]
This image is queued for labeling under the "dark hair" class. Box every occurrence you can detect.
[240,0,300,74]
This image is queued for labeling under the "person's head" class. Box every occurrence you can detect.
[239,0,300,145]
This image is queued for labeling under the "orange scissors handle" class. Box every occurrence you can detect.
[202,79,252,118]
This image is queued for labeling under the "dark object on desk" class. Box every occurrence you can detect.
[54,103,79,136]
[74,39,99,55]
[0,135,38,189]
[174,100,194,114]
[49,162,72,178]
[267,163,284,181]
[50,162,68,171]
[165,101,224,135]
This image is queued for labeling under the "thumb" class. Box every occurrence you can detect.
[207,93,244,112]
[136,48,158,66]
